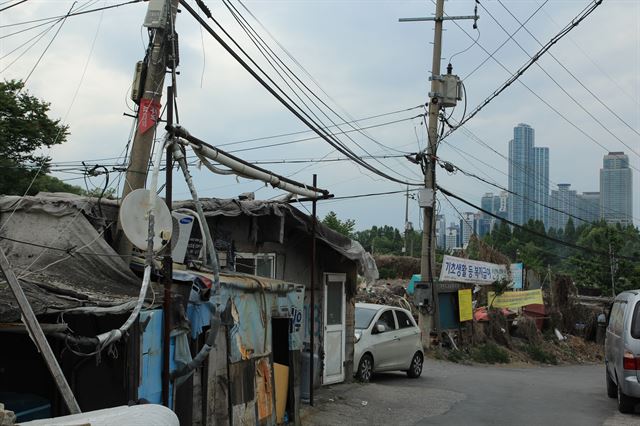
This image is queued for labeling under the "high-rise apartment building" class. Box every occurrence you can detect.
[600,152,633,226]
[435,214,446,249]
[459,212,476,248]
[508,123,549,227]
[577,192,601,225]
[445,224,459,252]
[534,147,550,227]
[549,183,578,230]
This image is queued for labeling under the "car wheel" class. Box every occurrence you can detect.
[606,369,617,398]
[407,352,423,378]
[356,354,373,383]
[617,381,636,413]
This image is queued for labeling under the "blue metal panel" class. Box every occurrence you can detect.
[138,310,175,408]
[438,292,460,330]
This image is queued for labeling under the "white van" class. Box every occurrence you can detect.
[605,290,640,413]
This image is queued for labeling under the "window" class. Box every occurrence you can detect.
[376,310,396,332]
[631,302,640,339]
[235,253,276,278]
[355,307,377,330]
[395,310,414,329]
[610,301,627,335]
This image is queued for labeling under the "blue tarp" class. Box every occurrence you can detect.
[406,274,422,295]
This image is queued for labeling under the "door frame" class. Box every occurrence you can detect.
[322,273,346,385]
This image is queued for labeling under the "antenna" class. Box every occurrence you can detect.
[119,188,172,252]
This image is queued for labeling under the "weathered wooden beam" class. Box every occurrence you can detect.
[0,248,81,414]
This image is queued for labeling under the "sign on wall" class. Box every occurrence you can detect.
[458,289,473,322]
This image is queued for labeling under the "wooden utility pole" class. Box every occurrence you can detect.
[117,0,179,256]
[0,249,81,414]
[400,1,477,348]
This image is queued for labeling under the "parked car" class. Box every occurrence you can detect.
[605,290,640,413]
[354,303,423,382]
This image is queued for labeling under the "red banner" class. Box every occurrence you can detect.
[138,98,162,135]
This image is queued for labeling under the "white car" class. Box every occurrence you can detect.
[354,303,424,382]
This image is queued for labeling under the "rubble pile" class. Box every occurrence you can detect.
[356,279,414,314]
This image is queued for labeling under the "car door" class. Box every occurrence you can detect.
[370,309,398,370]
[393,309,420,369]
[606,300,625,382]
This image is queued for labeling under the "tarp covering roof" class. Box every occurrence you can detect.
[0,193,140,322]
[173,198,378,282]
[0,193,377,321]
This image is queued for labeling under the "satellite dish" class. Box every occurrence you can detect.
[120,188,172,252]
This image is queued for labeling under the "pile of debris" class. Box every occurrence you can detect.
[356,279,414,314]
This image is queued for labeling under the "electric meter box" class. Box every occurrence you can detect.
[144,0,169,29]
[418,188,434,208]
[441,74,462,108]
[413,281,433,307]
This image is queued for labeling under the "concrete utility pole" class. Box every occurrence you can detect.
[400,1,477,348]
[117,0,179,256]
[403,186,409,256]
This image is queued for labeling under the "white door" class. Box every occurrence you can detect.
[323,273,346,385]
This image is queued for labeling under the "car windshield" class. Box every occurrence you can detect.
[355,307,378,329]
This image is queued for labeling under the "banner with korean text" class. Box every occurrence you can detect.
[488,289,543,309]
[439,255,509,285]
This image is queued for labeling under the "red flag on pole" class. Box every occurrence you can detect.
[138,98,162,135]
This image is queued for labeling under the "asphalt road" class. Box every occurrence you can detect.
[301,361,640,426]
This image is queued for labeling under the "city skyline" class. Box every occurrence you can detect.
[437,124,634,249]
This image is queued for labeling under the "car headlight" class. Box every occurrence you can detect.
[355,330,362,343]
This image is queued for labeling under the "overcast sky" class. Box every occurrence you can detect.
[1,0,638,232]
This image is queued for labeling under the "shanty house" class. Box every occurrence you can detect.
[0,193,375,425]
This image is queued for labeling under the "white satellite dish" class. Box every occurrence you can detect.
[120,188,172,252]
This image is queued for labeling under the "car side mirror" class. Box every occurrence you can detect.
[376,324,386,333]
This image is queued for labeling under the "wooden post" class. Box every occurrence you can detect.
[0,248,81,414]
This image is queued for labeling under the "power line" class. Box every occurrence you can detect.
[322,188,419,203]
[437,155,599,226]
[437,185,639,262]
[0,0,27,13]
[483,1,639,158]
[0,0,142,29]
[226,115,422,154]
[440,190,626,271]
[230,0,419,169]
[441,0,614,162]
[446,125,640,224]
[222,0,421,183]
[463,0,549,81]
[182,0,423,186]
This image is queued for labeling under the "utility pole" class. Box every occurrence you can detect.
[403,186,409,256]
[400,1,478,348]
[117,0,179,256]
[609,242,617,297]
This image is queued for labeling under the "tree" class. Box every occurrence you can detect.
[322,211,355,238]
[0,80,71,195]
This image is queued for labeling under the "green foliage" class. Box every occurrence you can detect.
[483,219,640,294]
[322,211,355,238]
[470,343,510,364]
[83,186,116,199]
[0,80,70,196]
[524,344,558,365]
[31,174,84,195]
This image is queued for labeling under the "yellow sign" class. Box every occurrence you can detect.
[488,289,543,309]
[458,289,473,322]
